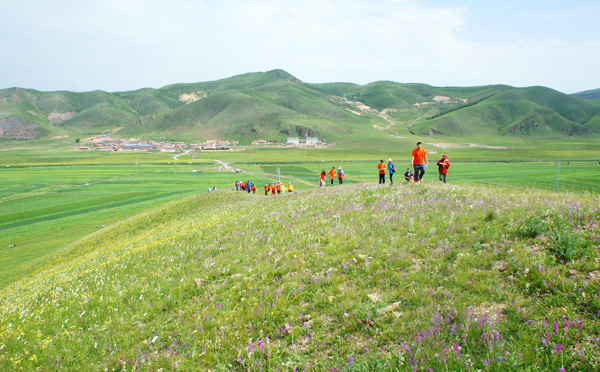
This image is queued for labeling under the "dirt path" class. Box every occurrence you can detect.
[173,150,192,160]
[194,157,317,187]
[240,169,317,187]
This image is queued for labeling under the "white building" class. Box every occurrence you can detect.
[306,137,319,145]
[286,137,300,145]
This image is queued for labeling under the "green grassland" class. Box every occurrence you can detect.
[1,181,599,371]
[1,141,598,288]
[0,132,598,371]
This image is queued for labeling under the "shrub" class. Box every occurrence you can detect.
[517,216,547,239]
[548,228,589,262]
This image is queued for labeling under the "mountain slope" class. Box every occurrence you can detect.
[572,88,600,101]
[410,86,598,137]
[118,77,380,141]
[1,70,599,142]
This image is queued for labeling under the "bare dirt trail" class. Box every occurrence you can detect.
[193,157,317,187]
[173,150,192,160]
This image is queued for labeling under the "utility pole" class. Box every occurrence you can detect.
[554,160,559,192]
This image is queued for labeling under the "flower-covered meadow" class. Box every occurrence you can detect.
[1,183,599,371]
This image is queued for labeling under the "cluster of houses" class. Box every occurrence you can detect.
[78,136,189,152]
[77,136,326,152]
[200,140,240,150]
[251,137,326,147]
[77,136,244,152]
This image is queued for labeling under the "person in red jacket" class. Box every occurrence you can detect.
[437,154,450,183]
[320,170,327,187]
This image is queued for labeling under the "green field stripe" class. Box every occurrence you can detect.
[0,190,191,231]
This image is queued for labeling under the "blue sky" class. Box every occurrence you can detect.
[1,0,598,93]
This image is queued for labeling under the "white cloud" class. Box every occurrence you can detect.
[0,0,598,92]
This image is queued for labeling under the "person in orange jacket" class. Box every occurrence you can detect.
[377,160,386,184]
[319,170,327,187]
[328,167,336,186]
[264,184,271,196]
[251,183,257,193]
[411,141,428,183]
[437,154,450,183]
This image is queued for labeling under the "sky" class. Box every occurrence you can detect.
[1,0,599,93]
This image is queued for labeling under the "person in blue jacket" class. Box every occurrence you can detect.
[387,159,396,185]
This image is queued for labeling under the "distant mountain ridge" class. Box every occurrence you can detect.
[572,88,600,101]
[1,69,599,142]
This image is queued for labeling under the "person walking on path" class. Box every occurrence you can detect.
[437,154,450,183]
[320,170,327,187]
[338,167,344,185]
[328,167,336,186]
[411,141,428,183]
[378,160,386,184]
[264,184,271,196]
[387,159,396,185]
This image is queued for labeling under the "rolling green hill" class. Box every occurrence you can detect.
[1,183,599,370]
[1,70,599,143]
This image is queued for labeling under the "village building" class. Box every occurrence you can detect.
[123,143,153,151]
[286,137,300,145]
[285,136,323,147]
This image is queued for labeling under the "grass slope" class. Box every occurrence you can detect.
[1,183,599,371]
[119,79,381,141]
[572,89,600,101]
[410,87,598,137]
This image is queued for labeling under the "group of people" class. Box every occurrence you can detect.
[234,180,257,193]
[226,141,450,193]
[233,180,295,195]
[378,141,451,184]
[264,182,294,195]
[319,167,345,187]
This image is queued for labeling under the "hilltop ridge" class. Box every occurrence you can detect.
[1,70,599,143]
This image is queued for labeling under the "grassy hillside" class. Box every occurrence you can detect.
[1,70,600,143]
[119,78,382,141]
[572,88,600,101]
[409,87,598,137]
[1,183,598,371]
